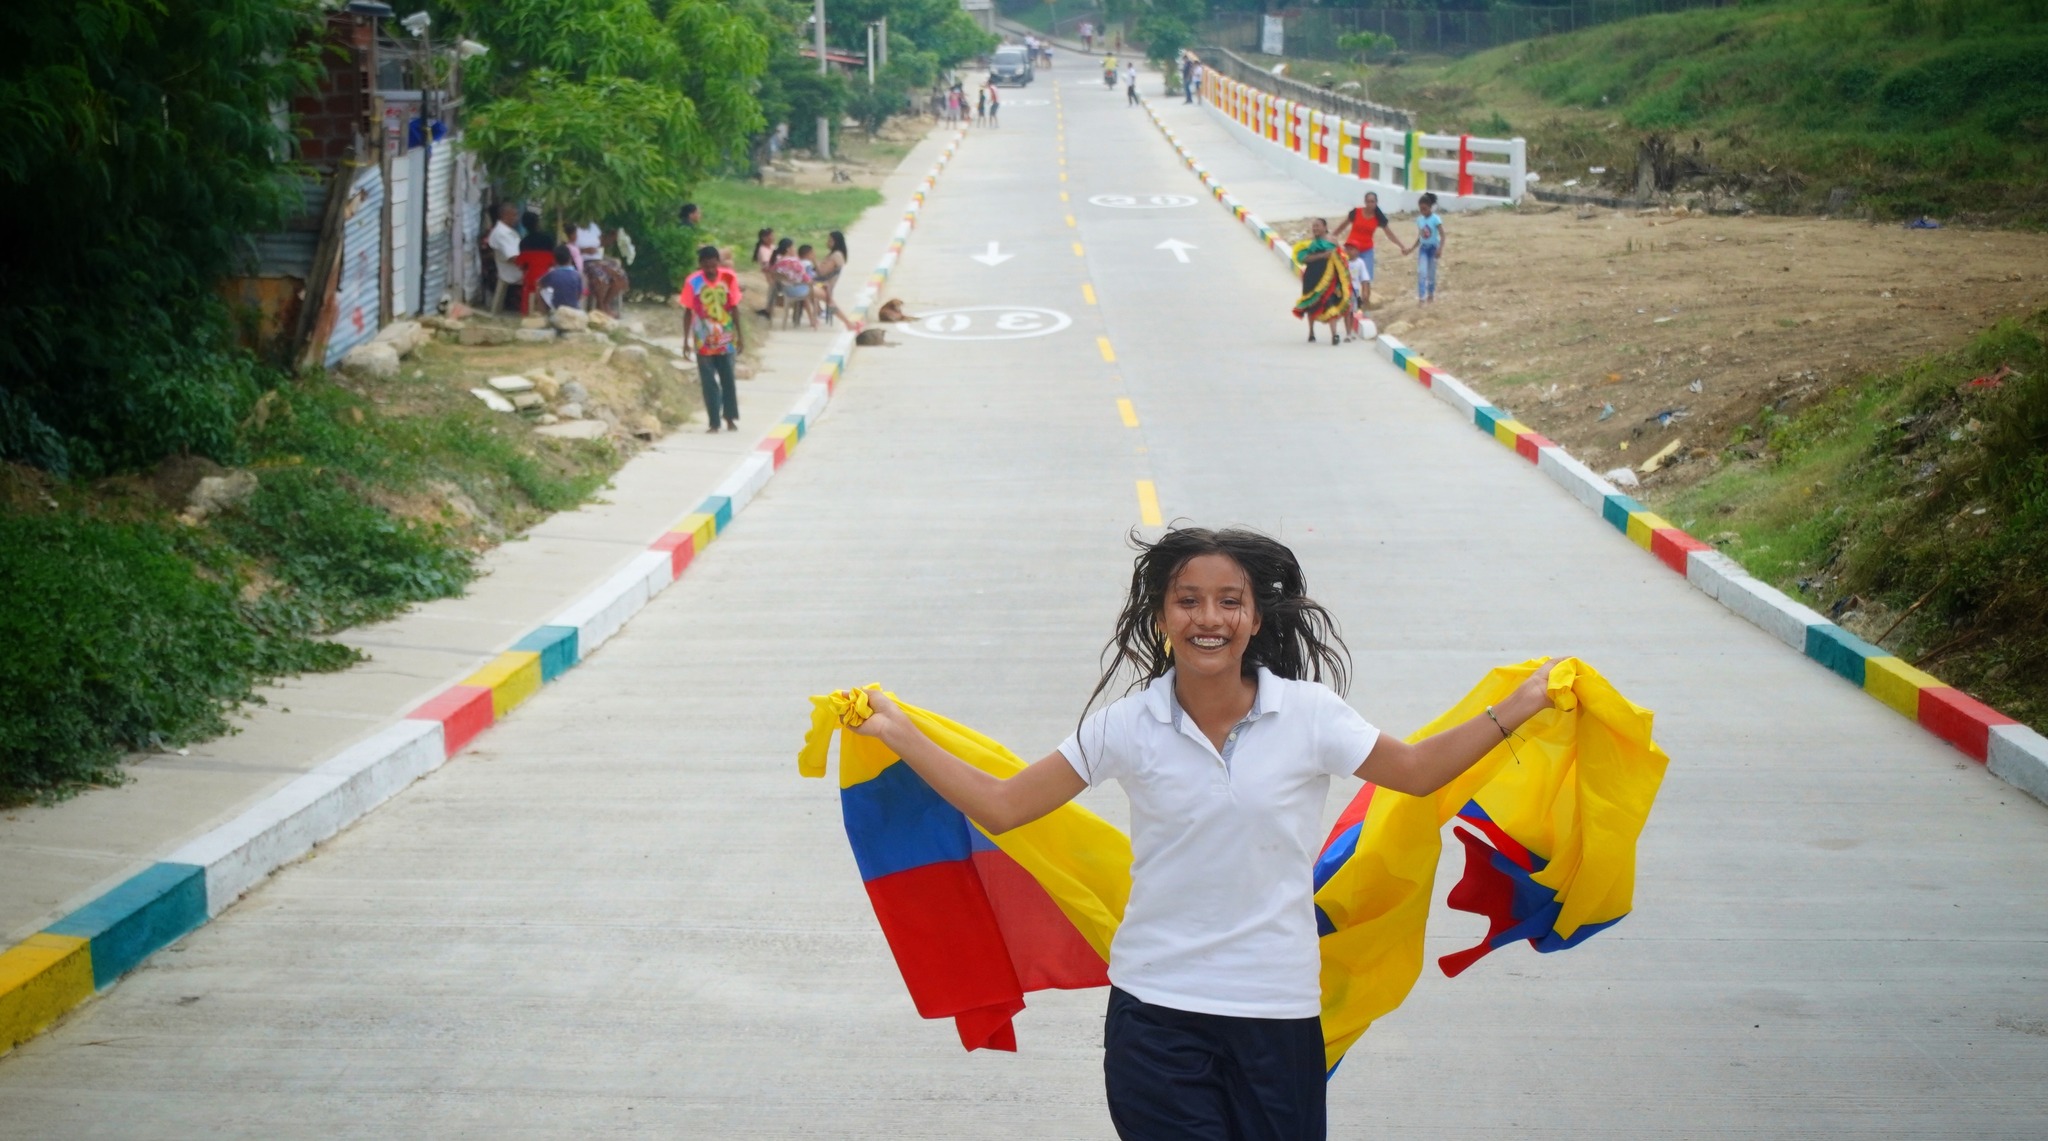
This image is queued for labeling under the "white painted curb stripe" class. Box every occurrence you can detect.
[1988,725,2048,802]
[167,719,446,915]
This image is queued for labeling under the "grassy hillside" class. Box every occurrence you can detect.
[1660,311,2047,731]
[1289,0,2048,222]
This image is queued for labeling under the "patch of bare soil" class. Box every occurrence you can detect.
[1297,206,2048,491]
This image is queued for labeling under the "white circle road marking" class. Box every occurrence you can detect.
[895,306,1075,341]
[1088,194,1198,209]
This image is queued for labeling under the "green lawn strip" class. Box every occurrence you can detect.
[1659,310,2048,732]
[636,178,884,297]
[1244,0,2048,223]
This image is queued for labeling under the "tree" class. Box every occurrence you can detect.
[440,0,768,222]
[0,0,318,476]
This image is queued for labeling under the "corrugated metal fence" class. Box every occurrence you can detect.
[325,164,385,367]
[420,142,456,315]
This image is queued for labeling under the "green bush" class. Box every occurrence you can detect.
[215,469,475,630]
[0,513,355,804]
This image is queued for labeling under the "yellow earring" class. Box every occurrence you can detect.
[1161,637,1172,659]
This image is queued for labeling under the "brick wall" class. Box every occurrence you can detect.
[291,13,376,167]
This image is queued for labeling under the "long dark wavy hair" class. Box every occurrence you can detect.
[1080,527,1351,720]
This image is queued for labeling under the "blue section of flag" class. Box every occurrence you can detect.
[839,761,973,883]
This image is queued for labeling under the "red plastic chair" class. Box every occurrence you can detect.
[515,250,555,315]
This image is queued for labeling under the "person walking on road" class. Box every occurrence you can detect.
[986,82,1000,128]
[679,245,744,432]
[1124,61,1139,105]
[1180,53,1197,104]
[975,84,987,127]
[1332,190,1410,313]
[1291,218,1354,346]
[1081,20,1094,51]
[845,526,1557,1141]
[1413,192,1446,303]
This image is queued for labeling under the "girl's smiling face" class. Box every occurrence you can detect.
[1161,554,1261,676]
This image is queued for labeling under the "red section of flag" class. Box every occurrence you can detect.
[971,849,1111,992]
[864,860,1027,1051]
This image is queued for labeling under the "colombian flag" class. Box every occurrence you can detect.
[799,658,1668,1073]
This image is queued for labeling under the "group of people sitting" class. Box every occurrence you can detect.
[483,203,633,318]
[750,227,857,332]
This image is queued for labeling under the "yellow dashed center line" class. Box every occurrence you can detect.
[1059,172,1068,182]
[1059,191,1069,202]
[1082,282,1096,304]
[1117,398,1140,428]
[1135,481,1164,526]
[1066,214,1077,228]
[1096,336,1116,362]
[1073,242,1085,257]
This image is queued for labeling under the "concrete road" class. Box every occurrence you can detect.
[3,77,2046,1139]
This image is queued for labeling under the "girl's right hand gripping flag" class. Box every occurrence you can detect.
[799,658,1669,1075]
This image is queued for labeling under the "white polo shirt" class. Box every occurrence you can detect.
[1059,667,1380,1019]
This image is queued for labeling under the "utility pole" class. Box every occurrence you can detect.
[878,15,887,69]
[813,0,830,160]
[867,24,875,86]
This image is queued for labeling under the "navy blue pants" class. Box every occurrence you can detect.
[1103,987,1327,1141]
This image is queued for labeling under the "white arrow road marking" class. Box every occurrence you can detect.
[1156,239,1197,263]
[970,241,1014,266]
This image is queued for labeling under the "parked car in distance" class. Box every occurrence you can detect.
[989,45,1033,86]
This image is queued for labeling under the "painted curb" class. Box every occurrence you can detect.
[0,129,972,1057]
[1136,99,2048,808]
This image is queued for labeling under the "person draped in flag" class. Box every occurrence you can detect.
[1290,218,1353,346]
[848,527,1557,1140]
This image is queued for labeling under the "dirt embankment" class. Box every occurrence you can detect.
[1331,205,2048,492]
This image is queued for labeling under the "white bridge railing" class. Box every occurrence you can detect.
[1201,71,1527,212]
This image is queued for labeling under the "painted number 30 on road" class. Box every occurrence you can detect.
[896,306,1074,341]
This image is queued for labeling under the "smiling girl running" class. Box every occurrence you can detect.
[850,527,1555,1140]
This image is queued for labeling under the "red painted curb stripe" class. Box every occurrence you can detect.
[1650,528,1712,575]
[1514,432,1555,463]
[648,531,697,578]
[407,686,494,756]
[1917,687,2018,762]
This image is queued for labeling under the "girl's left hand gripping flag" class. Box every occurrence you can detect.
[796,688,1131,1052]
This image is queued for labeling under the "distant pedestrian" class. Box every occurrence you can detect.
[777,244,819,329]
[677,202,701,229]
[947,84,962,126]
[485,203,522,314]
[759,236,793,318]
[1291,219,1353,346]
[976,85,987,127]
[1181,53,1195,103]
[536,244,583,314]
[680,245,744,433]
[1332,190,1409,312]
[752,228,776,271]
[1081,20,1094,51]
[1124,61,1139,106]
[1413,192,1446,303]
[987,83,1000,127]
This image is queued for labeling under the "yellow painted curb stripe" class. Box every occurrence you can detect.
[1492,419,1532,448]
[1117,398,1140,428]
[464,651,543,718]
[1865,656,1943,717]
[1624,512,1674,549]
[677,512,717,550]
[0,934,93,1052]
[1097,337,1116,363]
[1082,283,1097,305]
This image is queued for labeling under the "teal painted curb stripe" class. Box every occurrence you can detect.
[697,496,733,531]
[1473,405,1502,435]
[46,863,206,988]
[512,626,579,682]
[1602,493,1645,533]
[1806,623,1882,685]
[1391,347,1409,371]
[781,413,807,440]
